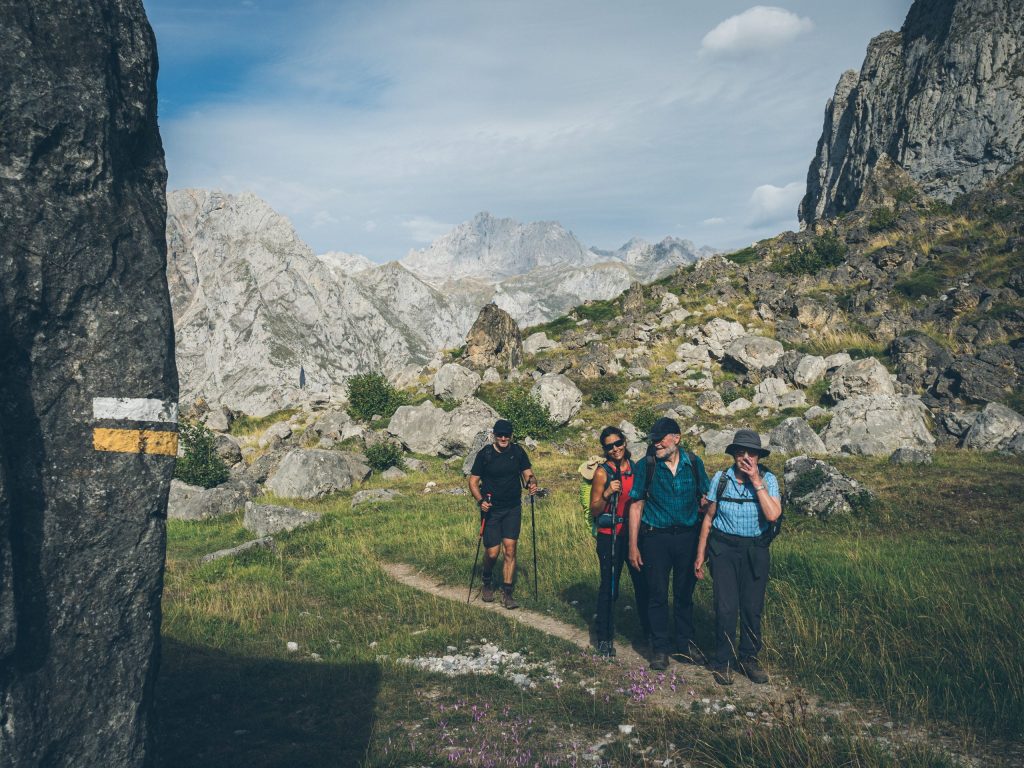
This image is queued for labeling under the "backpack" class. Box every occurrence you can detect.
[636,443,705,517]
[710,467,783,544]
[579,459,625,537]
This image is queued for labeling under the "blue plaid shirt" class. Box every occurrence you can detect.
[629,451,709,528]
[709,467,780,537]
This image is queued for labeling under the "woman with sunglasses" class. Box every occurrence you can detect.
[694,429,781,685]
[589,426,651,656]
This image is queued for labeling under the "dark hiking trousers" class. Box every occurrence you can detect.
[639,524,699,655]
[595,531,651,642]
[708,529,770,665]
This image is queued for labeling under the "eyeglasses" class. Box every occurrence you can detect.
[603,438,626,452]
[732,448,758,456]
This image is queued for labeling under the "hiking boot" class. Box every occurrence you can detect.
[674,641,707,666]
[710,663,733,686]
[596,640,616,658]
[501,590,519,610]
[481,583,495,602]
[740,656,769,684]
[650,652,669,671]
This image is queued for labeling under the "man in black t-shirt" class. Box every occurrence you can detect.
[469,419,538,609]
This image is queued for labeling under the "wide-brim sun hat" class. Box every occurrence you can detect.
[725,428,770,457]
[578,455,604,481]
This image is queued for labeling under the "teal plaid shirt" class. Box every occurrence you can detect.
[629,450,709,528]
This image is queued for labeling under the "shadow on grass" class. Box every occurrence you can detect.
[155,638,380,768]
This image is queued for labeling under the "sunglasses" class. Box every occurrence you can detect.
[494,432,512,439]
[603,438,626,452]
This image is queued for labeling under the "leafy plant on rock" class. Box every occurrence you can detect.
[174,420,229,488]
[365,442,405,472]
[346,372,408,422]
[494,388,557,439]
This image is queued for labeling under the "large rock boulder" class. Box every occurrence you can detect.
[723,335,784,372]
[821,395,934,456]
[265,449,371,499]
[767,418,826,456]
[890,333,952,392]
[691,318,745,359]
[167,479,256,521]
[433,363,481,402]
[0,2,175,763]
[783,457,877,519]
[793,355,828,388]
[700,429,734,457]
[961,402,1024,452]
[530,374,582,426]
[465,303,523,371]
[522,332,558,356]
[243,502,322,536]
[827,358,895,402]
[388,397,498,456]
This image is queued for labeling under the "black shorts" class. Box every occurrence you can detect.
[483,506,522,547]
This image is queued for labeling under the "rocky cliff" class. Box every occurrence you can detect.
[800,0,1024,224]
[0,1,175,765]
[168,190,478,416]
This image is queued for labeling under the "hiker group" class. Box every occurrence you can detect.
[468,416,781,686]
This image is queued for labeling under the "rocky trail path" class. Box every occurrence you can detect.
[382,561,1022,768]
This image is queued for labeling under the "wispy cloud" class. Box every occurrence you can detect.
[701,6,814,55]
[703,217,727,225]
[402,216,453,243]
[749,181,803,226]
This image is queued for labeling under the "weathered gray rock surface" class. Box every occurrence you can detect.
[784,457,877,518]
[0,2,175,763]
[530,374,583,426]
[388,398,498,456]
[800,0,1024,223]
[433,363,481,402]
[167,479,257,521]
[200,536,276,564]
[464,303,523,371]
[723,335,784,372]
[243,502,322,536]
[265,449,371,499]
[827,358,896,402]
[961,402,1024,452]
[768,418,827,456]
[821,395,935,455]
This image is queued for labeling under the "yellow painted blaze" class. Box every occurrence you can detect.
[93,428,178,456]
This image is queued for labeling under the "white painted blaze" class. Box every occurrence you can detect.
[92,397,179,424]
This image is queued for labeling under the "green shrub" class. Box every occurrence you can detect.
[494,388,557,439]
[632,404,658,434]
[724,246,760,265]
[772,232,848,276]
[588,383,620,406]
[576,299,619,324]
[230,408,299,436]
[174,421,229,488]
[895,264,945,299]
[721,385,755,406]
[787,466,826,498]
[867,206,897,231]
[346,372,408,422]
[364,442,405,472]
[894,186,917,204]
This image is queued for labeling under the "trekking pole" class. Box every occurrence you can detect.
[608,490,620,655]
[467,494,490,604]
[530,492,538,599]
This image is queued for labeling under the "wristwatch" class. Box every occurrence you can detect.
[753,483,766,492]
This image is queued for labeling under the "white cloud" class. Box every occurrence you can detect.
[364,220,378,232]
[701,6,814,54]
[749,181,803,226]
[402,216,452,243]
[703,216,726,225]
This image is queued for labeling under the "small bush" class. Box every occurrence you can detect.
[894,186,917,204]
[772,232,848,276]
[494,388,557,439]
[724,246,760,265]
[632,404,658,435]
[577,299,619,324]
[346,372,408,422]
[867,206,897,231]
[174,421,229,488]
[365,442,404,472]
[895,264,945,299]
[588,383,620,406]
[722,385,755,406]
[787,466,826,498]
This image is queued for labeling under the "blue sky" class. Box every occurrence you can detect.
[148,1,913,261]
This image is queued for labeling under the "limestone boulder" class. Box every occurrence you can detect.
[692,318,745,359]
[388,401,451,454]
[793,355,828,388]
[700,429,734,457]
[823,352,852,372]
[889,448,934,465]
[961,402,1024,452]
[821,395,934,456]
[167,477,256,522]
[783,456,876,519]
[767,418,826,456]
[531,374,583,426]
[433,363,481,401]
[204,405,234,433]
[723,335,785,372]
[265,449,371,500]
[442,398,500,455]
[523,332,558,356]
[462,430,493,475]
[465,303,523,371]
[243,502,322,536]
[351,489,402,507]
[753,378,790,409]
[827,358,895,402]
[697,391,725,414]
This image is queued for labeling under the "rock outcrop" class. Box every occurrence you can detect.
[0,2,175,764]
[800,0,1024,224]
[464,303,523,371]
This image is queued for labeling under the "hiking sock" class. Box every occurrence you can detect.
[482,570,493,587]
[502,583,513,594]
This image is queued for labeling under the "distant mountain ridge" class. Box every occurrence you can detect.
[168,192,716,413]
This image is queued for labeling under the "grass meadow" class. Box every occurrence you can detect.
[155,445,1024,766]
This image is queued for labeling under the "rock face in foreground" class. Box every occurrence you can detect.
[0,2,175,765]
[800,0,1024,224]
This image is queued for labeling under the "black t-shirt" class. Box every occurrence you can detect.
[470,443,532,510]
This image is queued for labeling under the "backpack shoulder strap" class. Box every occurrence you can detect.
[685,450,701,504]
[641,453,656,500]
